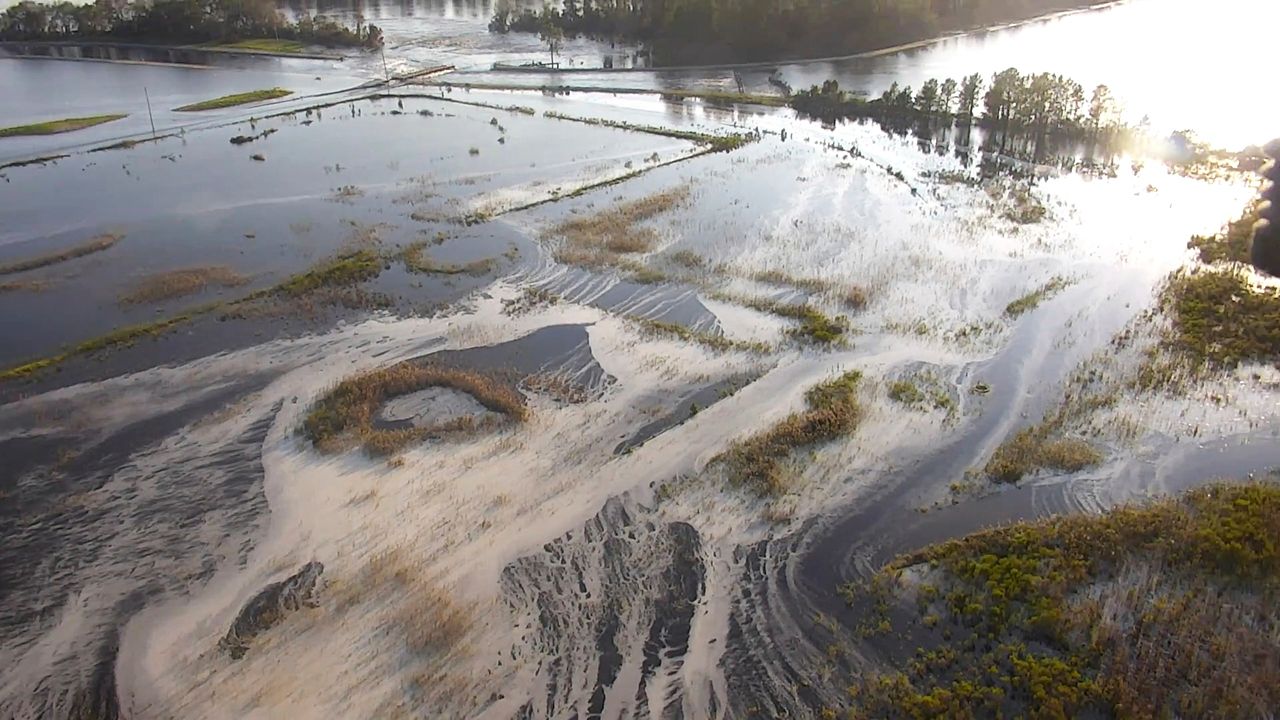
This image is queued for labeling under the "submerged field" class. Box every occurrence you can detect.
[0,72,1276,720]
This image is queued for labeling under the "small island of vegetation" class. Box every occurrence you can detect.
[174,88,292,112]
[0,113,126,137]
[0,0,383,50]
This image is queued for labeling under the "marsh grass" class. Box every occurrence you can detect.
[522,372,591,404]
[1,247,390,383]
[888,371,955,415]
[714,370,863,496]
[0,114,127,137]
[302,363,527,455]
[175,88,292,112]
[1005,275,1072,318]
[1158,267,1280,368]
[276,249,382,296]
[548,186,690,269]
[399,242,496,277]
[633,317,770,354]
[0,233,123,276]
[844,480,1280,719]
[213,38,305,53]
[984,425,1101,483]
[118,266,248,305]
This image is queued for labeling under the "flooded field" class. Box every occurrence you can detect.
[1,0,1277,717]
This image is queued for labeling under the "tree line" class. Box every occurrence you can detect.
[792,69,1125,157]
[0,0,382,48]
[490,0,1115,65]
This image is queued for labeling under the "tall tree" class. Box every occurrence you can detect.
[957,72,982,120]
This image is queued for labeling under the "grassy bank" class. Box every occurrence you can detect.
[118,266,248,305]
[0,233,123,276]
[714,370,863,496]
[302,363,528,455]
[841,480,1280,719]
[0,114,127,138]
[175,88,293,112]
[211,39,305,53]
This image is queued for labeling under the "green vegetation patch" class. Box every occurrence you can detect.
[887,371,954,414]
[302,363,528,455]
[708,291,852,347]
[0,232,123,276]
[399,242,496,277]
[714,370,862,497]
[276,249,382,296]
[1005,275,1072,318]
[175,88,293,112]
[984,424,1101,483]
[842,481,1280,719]
[632,318,769,354]
[213,38,305,53]
[1159,267,1280,368]
[0,114,127,138]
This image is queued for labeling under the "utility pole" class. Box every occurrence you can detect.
[381,45,390,85]
[144,87,156,138]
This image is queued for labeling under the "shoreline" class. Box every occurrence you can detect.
[0,39,346,63]
[466,0,1128,75]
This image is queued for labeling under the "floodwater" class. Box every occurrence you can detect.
[1,1,1277,718]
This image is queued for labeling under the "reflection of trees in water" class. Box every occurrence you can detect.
[277,0,543,21]
[863,114,1124,178]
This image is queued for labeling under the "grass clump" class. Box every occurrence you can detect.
[633,317,769,354]
[1158,267,1280,367]
[548,185,690,269]
[399,242,495,277]
[714,370,862,497]
[276,249,382,296]
[0,114,127,137]
[985,425,1101,483]
[118,266,248,305]
[843,480,1280,720]
[1005,275,1072,318]
[175,88,293,112]
[302,362,528,455]
[0,233,123,276]
[889,372,956,415]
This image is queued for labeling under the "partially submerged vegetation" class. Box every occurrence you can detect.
[841,480,1280,719]
[1005,275,1072,318]
[1,248,387,383]
[984,424,1102,483]
[632,318,769,355]
[1188,202,1258,265]
[0,233,123,276]
[714,370,863,496]
[118,266,248,305]
[302,363,527,455]
[400,242,496,277]
[175,88,293,112]
[0,114,127,138]
[548,185,691,268]
[1157,267,1280,368]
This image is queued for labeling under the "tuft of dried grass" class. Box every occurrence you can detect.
[118,265,248,305]
[714,370,863,497]
[985,426,1101,483]
[303,363,528,456]
[547,185,690,269]
[522,372,590,404]
[0,232,123,276]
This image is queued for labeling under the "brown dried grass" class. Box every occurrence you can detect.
[118,265,248,305]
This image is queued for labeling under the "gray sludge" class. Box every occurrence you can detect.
[500,498,706,719]
[219,561,325,660]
